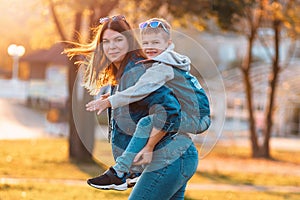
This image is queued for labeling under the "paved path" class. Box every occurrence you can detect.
[1,98,299,146]
[0,99,48,139]
[0,98,108,139]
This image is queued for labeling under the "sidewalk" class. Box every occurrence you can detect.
[1,98,299,151]
[0,99,48,139]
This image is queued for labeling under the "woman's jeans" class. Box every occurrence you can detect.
[129,133,198,200]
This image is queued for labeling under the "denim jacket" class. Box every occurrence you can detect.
[110,56,181,138]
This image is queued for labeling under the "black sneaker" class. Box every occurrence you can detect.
[126,172,141,188]
[87,167,128,191]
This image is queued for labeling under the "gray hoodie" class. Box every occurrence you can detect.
[153,43,191,71]
[108,43,199,108]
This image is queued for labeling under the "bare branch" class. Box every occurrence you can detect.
[257,34,274,59]
[49,0,67,41]
[280,38,297,71]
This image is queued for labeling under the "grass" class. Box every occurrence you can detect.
[0,139,100,180]
[185,190,300,200]
[0,138,300,200]
[0,183,131,200]
[201,142,300,164]
[190,170,300,186]
[1,184,300,200]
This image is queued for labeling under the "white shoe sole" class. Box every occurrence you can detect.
[88,182,128,191]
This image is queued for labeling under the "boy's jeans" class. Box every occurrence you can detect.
[113,115,154,173]
[112,115,198,199]
[112,113,207,174]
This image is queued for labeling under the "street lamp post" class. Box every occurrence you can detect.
[7,44,25,81]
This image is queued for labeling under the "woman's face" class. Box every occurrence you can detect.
[102,29,129,66]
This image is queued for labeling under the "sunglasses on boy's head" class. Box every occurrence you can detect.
[139,21,170,34]
[99,15,126,24]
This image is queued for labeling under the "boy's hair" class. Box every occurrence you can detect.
[140,18,172,41]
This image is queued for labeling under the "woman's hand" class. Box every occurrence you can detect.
[100,92,110,100]
[133,146,154,165]
[86,93,111,115]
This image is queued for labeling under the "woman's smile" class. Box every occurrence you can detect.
[108,51,121,57]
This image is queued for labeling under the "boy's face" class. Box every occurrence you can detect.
[141,32,170,58]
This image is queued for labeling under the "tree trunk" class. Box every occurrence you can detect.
[48,1,121,162]
[262,19,281,159]
[67,12,95,162]
[49,0,67,41]
[68,64,95,162]
[49,1,93,162]
[68,1,121,162]
[242,35,260,157]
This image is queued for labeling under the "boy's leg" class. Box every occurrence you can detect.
[113,115,153,173]
[180,112,211,134]
[87,115,153,191]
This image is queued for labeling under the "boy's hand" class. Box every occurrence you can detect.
[133,128,166,165]
[86,94,111,115]
[133,146,154,165]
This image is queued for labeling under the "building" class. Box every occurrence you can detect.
[20,42,69,109]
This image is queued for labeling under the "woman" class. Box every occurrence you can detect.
[64,15,198,199]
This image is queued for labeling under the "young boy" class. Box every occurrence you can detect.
[86,18,211,191]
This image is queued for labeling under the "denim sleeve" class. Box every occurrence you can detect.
[143,86,181,132]
[108,63,174,109]
[119,63,181,133]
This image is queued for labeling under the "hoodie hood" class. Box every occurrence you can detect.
[151,43,191,72]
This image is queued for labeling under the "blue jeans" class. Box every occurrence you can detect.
[129,133,198,200]
[113,115,154,173]
[113,114,204,174]
[111,123,144,174]
[112,117,198,199]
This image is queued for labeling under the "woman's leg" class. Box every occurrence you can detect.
[128,135,198,200]
[170,184,187,200]
[113,115,153,173]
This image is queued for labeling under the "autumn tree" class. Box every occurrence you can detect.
[213,0,267,158]
[259,0,300,157]
[47,0,119,162]
[212,0,300,158]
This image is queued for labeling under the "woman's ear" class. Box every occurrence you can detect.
[168,39,172,45]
